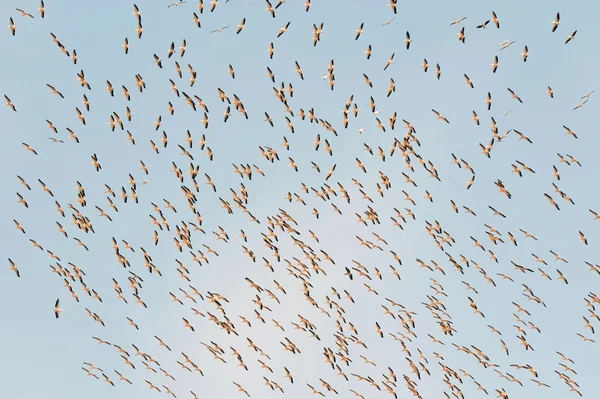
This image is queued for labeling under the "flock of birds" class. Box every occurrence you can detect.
[4,0,599,398]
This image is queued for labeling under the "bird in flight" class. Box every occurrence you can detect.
[211,25,229,33]
[53,299,63,318]
[2,2,597,399]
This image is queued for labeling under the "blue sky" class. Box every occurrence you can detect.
[2,0,599,398]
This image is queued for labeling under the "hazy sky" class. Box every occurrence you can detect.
[2,0,600,398]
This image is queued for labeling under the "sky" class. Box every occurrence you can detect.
[1,0,600,398]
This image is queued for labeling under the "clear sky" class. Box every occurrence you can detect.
[2,0,599,398]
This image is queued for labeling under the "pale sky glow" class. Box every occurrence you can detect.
[2,0,600,398]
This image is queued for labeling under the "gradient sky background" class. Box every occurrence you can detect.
[1,0,600,398]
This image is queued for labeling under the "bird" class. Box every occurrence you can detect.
[565,30,577,44]
[432,109,449,123]
[46,84,65,98]
[233,382,250,397]
[237,18,246,34]
[485,92,493,110]
[521,46,530,62]
[450,16,467,25]
[38,1,46,17]
[507,88,523,103]
[355,23,364,40]
[211,25,229,33]
[382,17,396,26]
[16,8,34,18]
[4,95,16,111]
[53,299,63,318]
[491,55,499,73]
[491,11,500,28]
[404,31,412,49]
[551,12,560,32]
[277,21,291,38]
